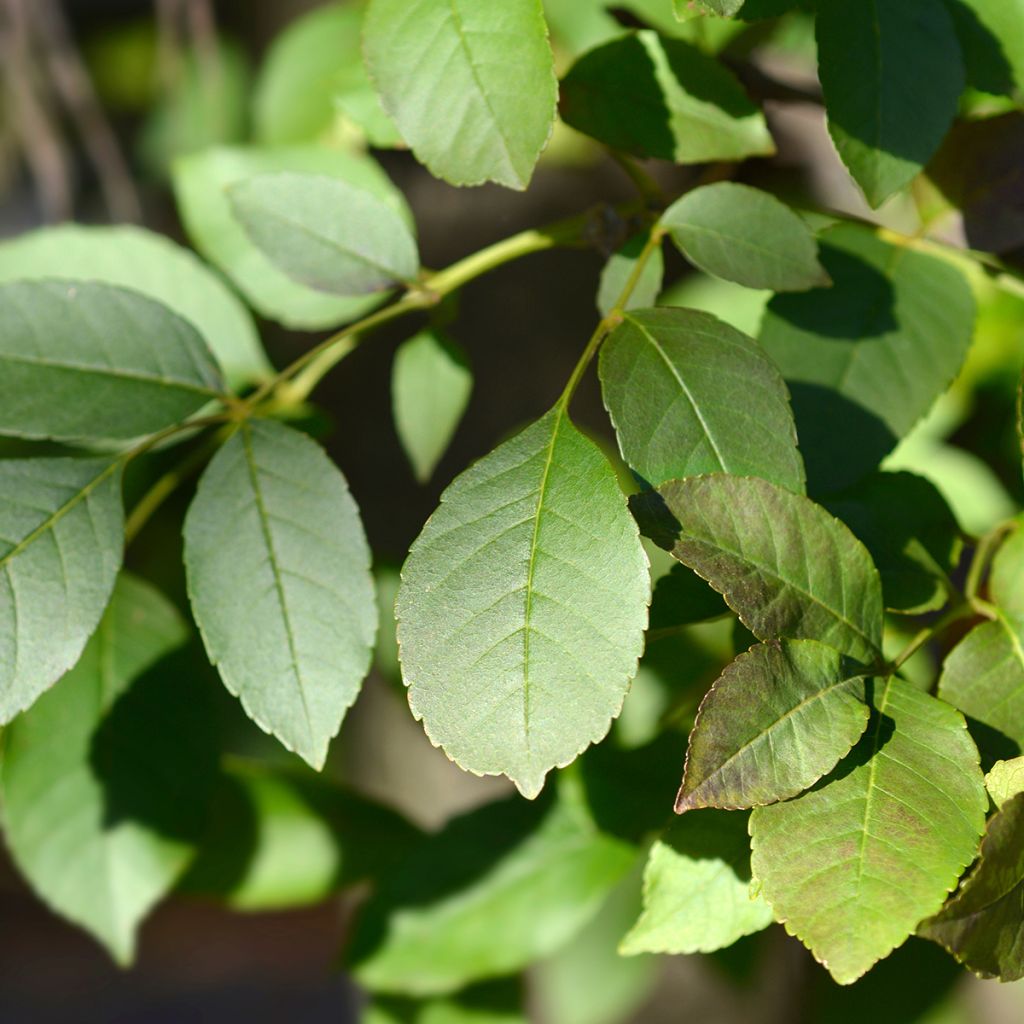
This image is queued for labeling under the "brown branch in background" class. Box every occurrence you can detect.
[155,0,185,95]
[185,0,222,98]
[0,0,72,222]
[31,0,142,223]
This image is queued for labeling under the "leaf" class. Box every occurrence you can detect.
[229,172,419,295]
[0,574,216,963]
[750,677,987,985]
[632,474,884,663]
[362,0,557,190]
[0,280,223,442]
[0,456,124,722]
[396,406,650,799]
[815,0,964,207]
[620,808,772,955]
[181,760,420,910]
[992,522,1024,619]
[0,224,269,391]
[348,787,636,995]
[596,232,665,317]
[944,0,1024,98]
[367,979,526,1024]
[919,792,1024,981]
[599,308,805,492]
[184,418,376,769]
[559,31,774,164]
[173,145,413,330]
[824,472,961,615]
[393,330,473,483]
[661,183,829,292]
[759,223,975,494]
[986,757,1024,808]
[648,562,726,635]
[677,639,871,813]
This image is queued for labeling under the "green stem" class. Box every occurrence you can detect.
[966,521,1014,606]
[608,150,664,206]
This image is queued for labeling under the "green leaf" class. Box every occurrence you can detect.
[620,808,772,954]
[992,522,1024,619]
[348,787,636,995]
[815,0,964,207]
[633,474,883,663]
[824,472,961,615]
[393,330,473,483]
[751,677,986,985]
[181,760,420,910]
[648,562,726,635]
[229,172,419,296]
[661,183,829,292]
[919,791,1024,981]
[560,31,774,164]
[599,308,804,492]
[0,574,216,963]
[695,0,745,14]
[0,224,269,391]
[173,145,412,330]
[677,639,870,813]
[367,979,526,1024]
[396,406,650,799]
[759,223,975,494]
[362,0,557,189]
[944,0,1024,98]
[253,2,400,148]
[985,757,1024,808]
[596,232,665,317]
[0,456,124,721]
[0,280,223,442]
[658,272,770,336]
[184,419,376,769]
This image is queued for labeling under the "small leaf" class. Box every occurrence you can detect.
[396,405,650,799]
[751,678,987,985]
[662,183,829,292]
[362,0,557,190]
[0,280,223,442]
[677,639,870,813]
[560,31,774,164]
[620,809,772,955]
[392,330,473,483]
[348,788,636,995]
[596,232,664,317]
[184,419,376,769]
[632,474,884,663]
[815,0,964,207]
[0,457,124,721]
[648,563,726,635]
[0,574,216,963]
[600,308,805,492]
[986,757,1024,808]
[229,171,419,295]
[0,224,269,391]
[992,521,1024,619]
[919,792,1024,981]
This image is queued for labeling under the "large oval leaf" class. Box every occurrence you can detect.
[600,308,804,492]
[184,419,376,769]
[397,406,650,798]
[632,474,884,663]
[0,280,223,442]
[0,456,124,722]
[363,0,557,189]
[750,678,986,984]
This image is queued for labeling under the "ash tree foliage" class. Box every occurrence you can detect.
[2,0,1024,1014]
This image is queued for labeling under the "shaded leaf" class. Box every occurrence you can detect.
[229,172,419,295]
[677,639,870,813]
[0,457,124,722]
[815,0,964,207]
[986,757,1024,808]
[392,330,473,483]
[367,979,526,1024]
[944,0,1024,98]
[662,183,829,292]
[648,562,726,635]
[633,474,883,663]
[600,308,804,492]
[396,406,649,799]
[596,232,664,317]
[0,574,216,963]
[0,280,223,442]
[560,31,774,164]
[751,677,986,984]
[759,223,975,494]
[620,808,772,954]
[184,419,376,769]
[919,792,1024,981]
[363,0,557,190]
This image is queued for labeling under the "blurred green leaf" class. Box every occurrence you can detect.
[944,0,1024,97]
[648,563,726,635]
[992,521,1024,618]
[366,979,526,1024]
[596,232,664,317]
[658,273,770,336]
[986,757,1024,807]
